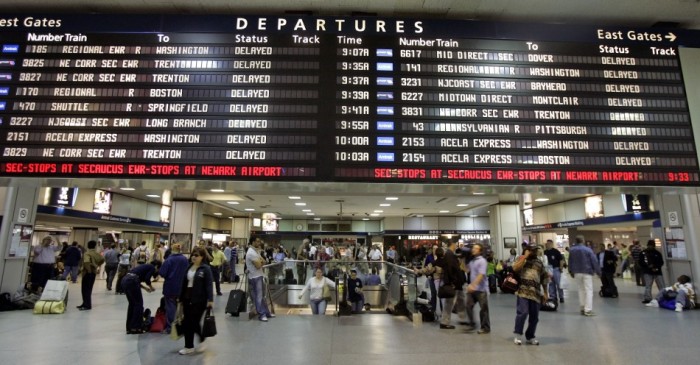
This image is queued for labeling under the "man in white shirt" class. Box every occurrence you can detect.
[245,239,274,322]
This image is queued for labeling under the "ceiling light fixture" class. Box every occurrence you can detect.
[120,187,135,191]
[456,203,469,207]
[302,209,311,212]
[227,201,239,205]
[380,203,391,207]
[288,196,301,199]
[211,189,224,193]
[473,192,485,195]
[146,194,160,198]
[213,213,222,216]
[385,197,399,200]
[244,208,255,211]
[294,202,307,206]
[373,210,383,213]
[306,213,315,216]
[440,210,450,213]
[535,198,550,202]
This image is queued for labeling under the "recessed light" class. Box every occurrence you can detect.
[456,203,469,207]
[228,216,233,219]
[380,203,391,207]
[470,214,478,217]
[244,208,255,211]
[362,218,369,221]
[294,202,306,206]
[227,201,239,205]
[473,192,485,195]
[302,209,311,212]
[213,213,222,216]
[370,213,379,216]
[146,194,160,198]
[288,196,301,200]
[440,210,450,213]
[306,213,315,216]
[120,187,135,191]
[211,189,224,193]
[535,198,550,202]
[416,215,424,218]
[386,197,399,201]
[313,217,321,221]
[373,210,383,213]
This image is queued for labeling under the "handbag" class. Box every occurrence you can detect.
[500,272,520,294]
[437,282,456,298]
[322,282,332,302]
[150,308,167,333]
[202,308,217,338]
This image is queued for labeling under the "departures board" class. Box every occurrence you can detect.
[0,14,699,185]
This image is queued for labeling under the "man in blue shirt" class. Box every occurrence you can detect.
[122,263,156,334]
[159,243,189,333]
[464,244,490,334]
[568,235,601,316]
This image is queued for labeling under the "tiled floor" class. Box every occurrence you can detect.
[0,276,696,365]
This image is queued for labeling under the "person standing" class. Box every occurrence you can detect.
[150,243,164,281]
[133,241,149,267]
[222,242,232,283]
[103,244,120,291]
[31,236,61,292]
[544,240,565,303]
[386,246,397,264]
[568,235,601,316]
[230,241,239,282]
[121,263,155,334]
[464,244,490,334]
[598,243,618,294]
[159,243,189,334]
[439,241,466,329]
[298,268,337,315]
[245,239,274,321]
[178,247,214,355]
[77,240,105,311]
[629,240,644,286]
[115,247,131,294]
[210,244,226,296]
[639,240,665,304]
[61,241,82,284]
[512,245,549,345]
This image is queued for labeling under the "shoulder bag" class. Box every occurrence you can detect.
[437,279,456,298]
[322,280,332,302]
[202,308,217,338]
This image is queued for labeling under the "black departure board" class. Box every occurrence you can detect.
[0,14,699,185]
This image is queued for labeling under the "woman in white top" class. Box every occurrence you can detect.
[298,268,336,315]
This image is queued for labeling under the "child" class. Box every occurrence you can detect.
[646,275,695,312]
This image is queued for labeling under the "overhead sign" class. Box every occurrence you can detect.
[0,14,698,186]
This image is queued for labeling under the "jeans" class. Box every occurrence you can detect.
[350,298,364,313]
[440,295,456,325]
[248,276,271,319]
[163,295,178,332]
[656,289,690,308]
[116,264,129,293]
[514,296,540,340]
[575,273,594,312]
[310,299,328,315]
[211,266,222,294]
[230,258,238,281]
[81,272,96,308]
[62,265,79,283]
[634,261,644,285]
[466,291,490,330]
[453,284,467,321]
[428,279,437,311]
[105,263,118,290]
[643,274,665,301]
[548,268,563,300]
[296,263,307,285]
[183,301,206,349]
[122,275,143,331]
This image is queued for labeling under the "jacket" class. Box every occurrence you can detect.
[63,246,82,266]
[159,253,190,297]
[599,250,618,273]
[180,264,214,305]
[82,249,105,274]
[441,249,466,288]
[639,248,664,275]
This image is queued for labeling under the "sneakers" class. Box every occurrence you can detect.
[268,313,276,318]
[259,316,268,322]
[645,299,659,308]
[477,329,490,334]
[525,338,540,345]
[583,311,596,317]
[196,343,207,353]
[514,336,522,345]
[178,348,195,355]
[559,298,564,303]
[642,299,651,304]
[675,303,684,312]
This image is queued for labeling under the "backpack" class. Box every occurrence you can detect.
[0,292,16,312]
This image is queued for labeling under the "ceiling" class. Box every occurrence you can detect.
[3,1,700,223]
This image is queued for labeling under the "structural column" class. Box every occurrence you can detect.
[169,200,202,253]
[488,204,522,260]
[0,182,41,293]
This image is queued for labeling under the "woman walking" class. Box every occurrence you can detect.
[298,268,336,315]
[178,247,214,355]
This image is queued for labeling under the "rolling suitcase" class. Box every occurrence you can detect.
[225,276,247,317]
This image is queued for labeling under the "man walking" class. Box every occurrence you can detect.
[245,240,274,321]
[639,240,665,304]
[464,244,490,334]
[103,244,120,291]
[544,240,565,303]
[512,245,549,345]
[159,243,189,334]
[77,240,105,310]
[629,240,644,286]
[568,235,600,316]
